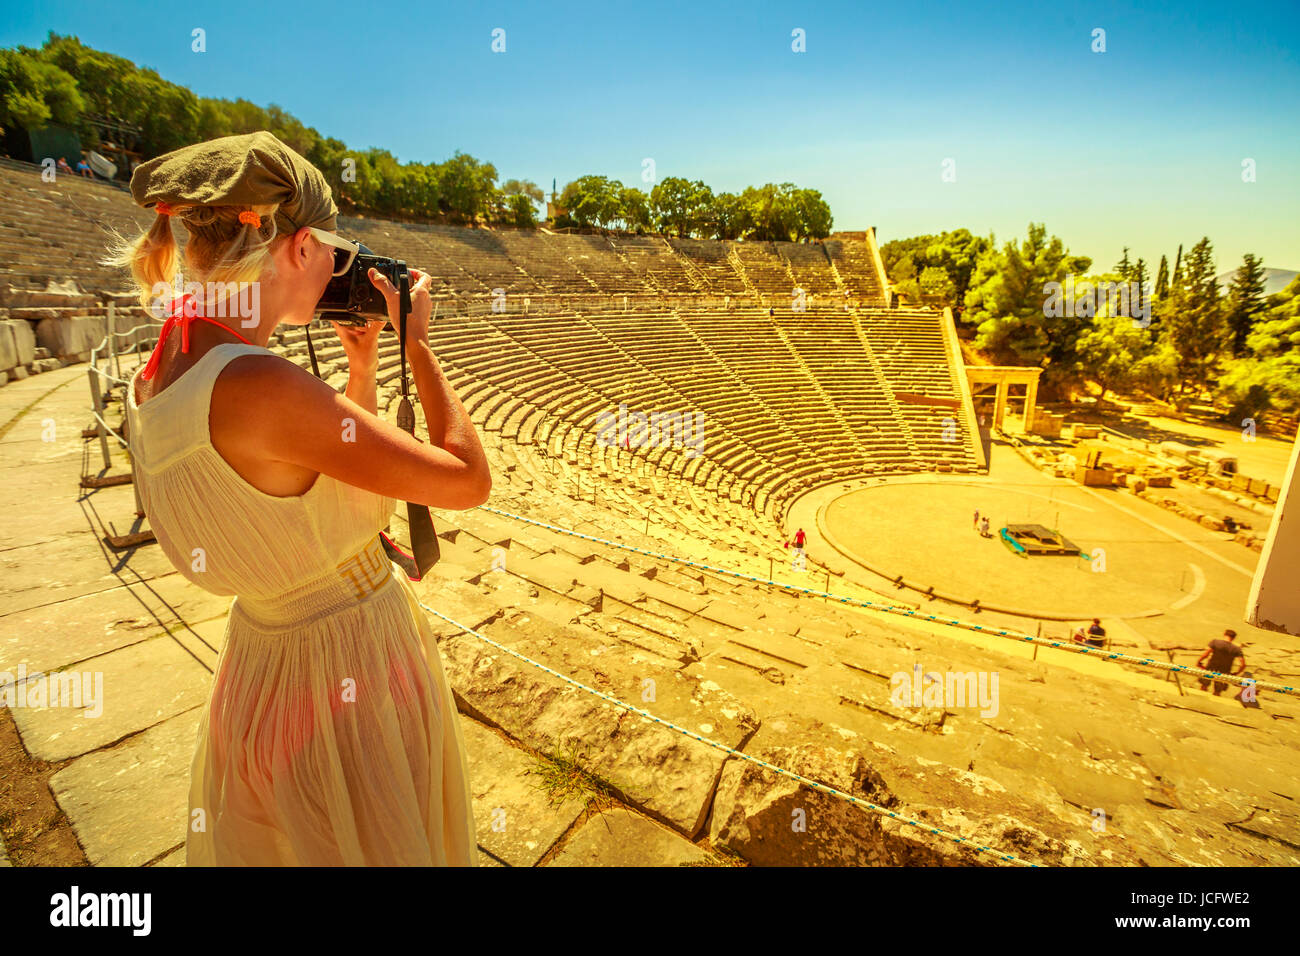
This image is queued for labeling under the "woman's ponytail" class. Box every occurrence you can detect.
[102,209,183,313]
[103,202,281,314]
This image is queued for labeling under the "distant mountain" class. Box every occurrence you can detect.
[1216,267,1298,296]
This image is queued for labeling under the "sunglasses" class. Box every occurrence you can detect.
[307,226,361,276]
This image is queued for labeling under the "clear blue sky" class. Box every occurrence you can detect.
[5,0,1298,274]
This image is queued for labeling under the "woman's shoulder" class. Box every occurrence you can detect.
[209,345,335,441]
[210,346,319,411]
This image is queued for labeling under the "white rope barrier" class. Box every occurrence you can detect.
[476,506,1294,698]
[418,601,1040,867]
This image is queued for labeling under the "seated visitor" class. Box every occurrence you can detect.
[1085,618,1106,647]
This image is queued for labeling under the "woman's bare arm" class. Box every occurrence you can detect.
[214,351,491,510]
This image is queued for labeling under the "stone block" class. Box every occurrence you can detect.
[5,318,36,365]
[8,634,213,762]
[35,315,107,361]
[549,806,709,866]
[0,285,96,309]
[461,717,585,867]
[1074,466,1113,487]
[48,707,199,867]
[108,302,158,350]
[439,612,757,839]
[0,323,15,371]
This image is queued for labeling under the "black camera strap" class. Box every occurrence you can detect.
[304,324,321,378]
[392,264,442,579]
[302,264,440,581]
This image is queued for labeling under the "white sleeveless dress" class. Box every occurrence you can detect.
[124,342,478,866]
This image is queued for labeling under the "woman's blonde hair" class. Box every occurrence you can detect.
[103,202,284,313]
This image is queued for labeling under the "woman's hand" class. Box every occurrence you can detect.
[368,267,433,356]
[329,316,384,375]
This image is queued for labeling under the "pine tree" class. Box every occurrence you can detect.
[1218,275,1300,420]
[1115,246,1132,280]
[964,223,1090,387]
[1133,258,1148,319]
[1225,253,1267,356]
[1149,254,1170,332]
[1162,237,1226,401]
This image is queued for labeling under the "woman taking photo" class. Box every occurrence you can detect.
[111,131,489,865]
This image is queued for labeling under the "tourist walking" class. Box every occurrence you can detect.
[114,132,487,866]
[1195,628,1246,696]
[979,516,991,538]
[973,507,981,530]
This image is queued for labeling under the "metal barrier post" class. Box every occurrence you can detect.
[106,299,121,384]
[87,365,111,470]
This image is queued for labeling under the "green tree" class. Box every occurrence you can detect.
[617,186,650,232]
[889,255,921,302]
[129,70,200,155]
[708,191,750,239]
[1075,295,1157,401]
[438,151,498,222]
[1162,237,1226,401]
[791,187,832,240]
[1224,252,1267,357]
[194,97,234,142]
[1218,275,1300,418]
[880,229,990,312]
[962,222,1091,389]
[1132,258,1148,317]
[1132,338,1181,402]
[403,162,441,218]
[918,265,955,298]
[559,175,622,229]
[1114,246,1132,280]
[0,48,83,130]
[650,177,714,237]
[1154,254,1169,300]
[1246,274,1300,360]
[507,193,537,228]
[38,34,133,119]
[501,178,544,203]
[739,183,801,241]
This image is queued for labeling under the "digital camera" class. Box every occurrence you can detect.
[316,243,408,327]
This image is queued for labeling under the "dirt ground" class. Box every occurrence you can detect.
[0,704,88,866]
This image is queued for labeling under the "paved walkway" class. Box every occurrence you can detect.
[0,362,721,867]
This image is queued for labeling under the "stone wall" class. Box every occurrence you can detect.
[0,286,151,387]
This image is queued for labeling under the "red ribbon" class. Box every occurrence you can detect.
[140,293,256,381]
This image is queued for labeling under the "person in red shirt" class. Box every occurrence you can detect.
[794,528,806,551]
[1196,629,1246,695]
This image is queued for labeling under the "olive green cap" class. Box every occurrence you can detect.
[130,130,337,235]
